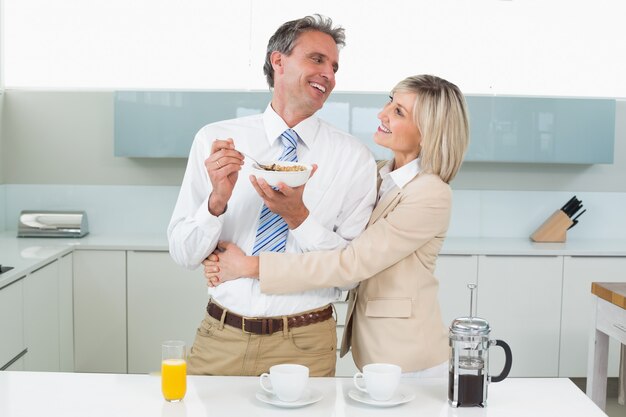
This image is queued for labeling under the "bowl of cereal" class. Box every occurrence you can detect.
[251,161,313,187]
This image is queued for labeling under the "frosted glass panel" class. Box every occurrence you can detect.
[466,96,615,163]
[115,91,392,159]
[114,92,269,158]
[115,92,615,164]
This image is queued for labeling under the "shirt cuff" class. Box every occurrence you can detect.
[290,215,336,251]
[194,195,225,228]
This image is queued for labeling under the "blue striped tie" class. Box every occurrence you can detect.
[251,129,299,255]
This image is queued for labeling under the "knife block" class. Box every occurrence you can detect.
[530,210,573,243]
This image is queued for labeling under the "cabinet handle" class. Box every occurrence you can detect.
[0,348,28,371]
[614,323,626,333]
[0,275,27,291]
[483,254,559,258]
[31,260,57,274]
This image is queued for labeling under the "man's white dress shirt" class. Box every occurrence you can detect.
[168,104,377,317]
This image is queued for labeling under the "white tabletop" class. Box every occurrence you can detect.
[0,372,607,417]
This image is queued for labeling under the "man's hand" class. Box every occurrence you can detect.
[205,138,244,216]
[250,164,318,229]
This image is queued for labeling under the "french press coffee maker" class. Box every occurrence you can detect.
[448,284,513,407]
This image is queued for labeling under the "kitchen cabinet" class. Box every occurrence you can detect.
[333,301,359,377]
[0,278,25,370]
[23,260,60,371]
[126,251,361,376]
[477,255,563,377]
[435,255,479,326]
[126,251,208,374]
[3,255,72,372]
[559,256,626,377]
[115,91,616,163]
[5,235,626,380]
[58,253,74,372]
[336,349,358,377]
[73,250,127,373]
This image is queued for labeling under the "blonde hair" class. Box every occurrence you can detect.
[392,74,469,183]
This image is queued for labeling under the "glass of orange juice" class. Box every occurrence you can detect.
[161,340,187,402]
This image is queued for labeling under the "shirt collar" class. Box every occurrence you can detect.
[381,157,422,190]
[262,103,318,149]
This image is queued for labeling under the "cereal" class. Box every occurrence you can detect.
[266,164,307,172]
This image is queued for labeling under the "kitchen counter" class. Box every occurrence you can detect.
[0,372,607,417]
[440,237,626,256]
[3,230,626,289]
[0,231,167,289]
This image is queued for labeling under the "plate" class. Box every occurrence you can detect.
[348,387,415,407]
[255,388,323,408]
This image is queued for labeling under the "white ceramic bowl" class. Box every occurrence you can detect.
[251,161,312,187]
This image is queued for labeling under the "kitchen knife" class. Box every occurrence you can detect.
[566,208,586,230]
[566,204,578,217]
[562,197,580,217]
[571,209,586,222]
[561,196,577,211]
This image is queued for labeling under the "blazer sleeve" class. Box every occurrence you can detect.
[259,174,451,294]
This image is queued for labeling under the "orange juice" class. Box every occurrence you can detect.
[161,359,187,401]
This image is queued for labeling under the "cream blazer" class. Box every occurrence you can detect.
[259,167,451,372]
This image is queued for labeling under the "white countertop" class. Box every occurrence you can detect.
[440,237,626,256]
[0,372,607,417]
[0,231,167,288]
[3,230,626,289]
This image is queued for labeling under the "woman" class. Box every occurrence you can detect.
[204,74,469,375]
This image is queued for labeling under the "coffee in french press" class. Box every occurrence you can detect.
[448,284,512,407]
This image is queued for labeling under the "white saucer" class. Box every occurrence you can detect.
[348,387,415,407]
[255,388,323,408]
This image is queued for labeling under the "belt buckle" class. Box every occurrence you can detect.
[241,316,258,334]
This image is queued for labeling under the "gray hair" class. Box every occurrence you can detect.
[392,75,470,183]
[263,14,345,88]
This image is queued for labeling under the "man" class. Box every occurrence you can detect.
[167,14,376,377]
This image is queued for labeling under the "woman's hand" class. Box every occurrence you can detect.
[203,252,222,287]
[202,241,258,287]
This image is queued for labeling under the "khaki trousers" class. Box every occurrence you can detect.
[187,308,337,377]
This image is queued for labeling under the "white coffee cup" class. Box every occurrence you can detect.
[259,364,309,402]
[353,363,402,401]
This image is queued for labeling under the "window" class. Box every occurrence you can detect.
[3,0,625,97]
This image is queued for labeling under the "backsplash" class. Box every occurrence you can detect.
[3,185,179,236]
[2,184,626,240]
[450,190,626,239]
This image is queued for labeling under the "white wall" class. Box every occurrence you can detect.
[1,90,624,236]
[2,2,626,235]
[0,94,5,184]
[0,185,5,231]
[1,91,186,186]
[4,0,626,97]
[4,184,626,239]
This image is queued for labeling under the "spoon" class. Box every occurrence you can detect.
[239,151,273,170]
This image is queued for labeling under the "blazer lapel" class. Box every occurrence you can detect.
[368,188,401,226]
